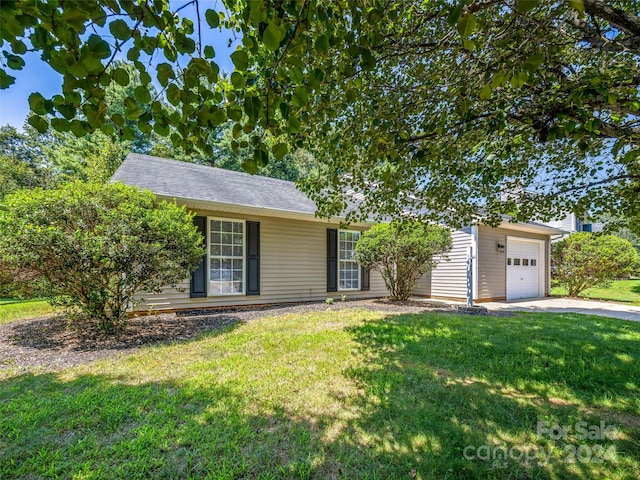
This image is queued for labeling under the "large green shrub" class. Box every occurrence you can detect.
[551,232,639,296]
[0,181,205,330]
[356,222,452,301]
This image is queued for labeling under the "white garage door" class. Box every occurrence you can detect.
[507,239,542,300]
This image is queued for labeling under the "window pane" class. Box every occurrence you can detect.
[531,259,537,266]
[523,259,529,266]
[514,258,521,266]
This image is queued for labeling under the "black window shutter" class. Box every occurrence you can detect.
[361,266,370,291]
[246,221,260,295]
[190,216,207,298]
[327,229,338,292]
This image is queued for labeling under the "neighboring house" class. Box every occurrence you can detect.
[112,154,563,310]
[541,212,603,238]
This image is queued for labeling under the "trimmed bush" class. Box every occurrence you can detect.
[0,181,205,330]
[551,232,639,296]
[356,222,452,300]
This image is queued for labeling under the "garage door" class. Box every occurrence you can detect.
[507,239,541,300]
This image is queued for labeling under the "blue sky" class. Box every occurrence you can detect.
[0,1,238,129]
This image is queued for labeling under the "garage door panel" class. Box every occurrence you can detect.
[507,239,541,300]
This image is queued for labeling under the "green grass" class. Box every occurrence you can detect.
[552,279,640,306]
[1,309,639,479]
[0,297,53,324]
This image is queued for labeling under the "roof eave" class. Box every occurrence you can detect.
[154,193,374,227]
[496,221,565,235]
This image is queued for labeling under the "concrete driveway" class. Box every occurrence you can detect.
[481,297,640,321]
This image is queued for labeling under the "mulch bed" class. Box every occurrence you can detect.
[0,298,488,373]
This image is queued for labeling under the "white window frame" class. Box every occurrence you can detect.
[338,229,360,291]
[208,216,246,296]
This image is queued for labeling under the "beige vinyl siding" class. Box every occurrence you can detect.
[413,273,431,296]
[477,226,550,300]
[428,227,473,300]
[136,209,387,311]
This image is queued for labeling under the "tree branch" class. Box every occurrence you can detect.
[583,0,640,38]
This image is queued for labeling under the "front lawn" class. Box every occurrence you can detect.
[552,279,640,306]
[1,309,639,479]
[0,297,53,324]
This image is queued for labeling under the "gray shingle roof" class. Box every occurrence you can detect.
[112,153,317,215]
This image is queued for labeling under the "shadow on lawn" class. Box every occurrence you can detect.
[0,372,327,479]
[1,311,639,479]
[326,312,640,479]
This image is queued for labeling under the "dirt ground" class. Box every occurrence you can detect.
[0,298,484,373]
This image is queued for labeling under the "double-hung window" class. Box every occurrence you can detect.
[209,218,244,294]
[339,230,360,290]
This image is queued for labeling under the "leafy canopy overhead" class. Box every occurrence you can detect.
[2,0,639,227]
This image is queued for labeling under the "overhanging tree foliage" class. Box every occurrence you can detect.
[355,222,452,300]
[2,1,638,228]
[551,232,639,296]
[0,181,205,330]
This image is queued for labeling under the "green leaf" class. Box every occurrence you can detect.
[230,71,245,89]
[227,104,243,121]
[204,45,215,58]
[5,53,25,70]
[288,116,301,133]
[292,86,309,107]
[231,50,249,71]
[447,3,466,26]
[154,121,170,136]
[523,52,544,72]
[124,97,143,119]
[70,119,87,137]
[111,113,125,126]
[28,92,47,115]
[568,0,584,12]
[27,114,48,134]
[100,123,115,135]
[0,69,16,89]
[515,0,538,13]
[55,103,75,120]
[315,34,329,53]
[127,48,140,61]
[457,14,477,38]
[254,147,269,167]
[166,84,181,105]
[244,96,261,122]
[242,159,258,174]
[87,34,111,59]
[109,19,130,40]
[232,123,243,139]
[156,63,175,87]
[134,86,151,103]
[479,84,492,100]
[263,22,285,51]
[205,9,220,28]
[112,67,130,86]
[272,142,288,160]
[10,40,27,55]
[51,118,70,132]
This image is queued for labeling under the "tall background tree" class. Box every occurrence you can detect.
[1,1,638,228]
